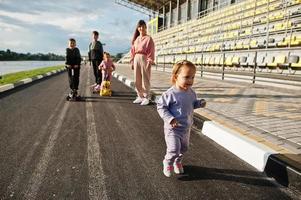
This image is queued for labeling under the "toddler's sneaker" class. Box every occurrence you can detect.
[94,84,100,91]
[133,97,143,104]
[140,98,150,106]
[163,162,173,177]
[173,162,184,174]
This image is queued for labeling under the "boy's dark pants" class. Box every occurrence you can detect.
[67,67,80,90]
[92,60,102,85]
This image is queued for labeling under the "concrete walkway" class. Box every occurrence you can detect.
[113,63,301,192]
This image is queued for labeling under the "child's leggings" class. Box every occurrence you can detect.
[102,71,112,82]
[67,67,80,90]
[164,130,190,165]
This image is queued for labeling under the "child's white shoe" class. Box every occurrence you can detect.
[133,97,143,104]
[173,162,184,174]
[163,162,173,177]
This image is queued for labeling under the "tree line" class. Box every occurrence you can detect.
[0,49,126,62]
[0,49,65,61]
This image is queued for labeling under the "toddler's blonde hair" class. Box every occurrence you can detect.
[171,60,196,84]
[103,52,111,59]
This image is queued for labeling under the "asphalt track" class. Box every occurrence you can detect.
[0,65,300,200]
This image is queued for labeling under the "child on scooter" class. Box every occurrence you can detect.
[65,38,81,99]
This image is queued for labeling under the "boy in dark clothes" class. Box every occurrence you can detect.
[88,31,104,89]
[65,38,81,98]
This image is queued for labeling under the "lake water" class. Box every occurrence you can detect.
[0,61,65,75]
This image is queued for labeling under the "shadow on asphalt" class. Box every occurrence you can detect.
[178,165,276,187]
[79,97,158,105]
[75,97,133,103]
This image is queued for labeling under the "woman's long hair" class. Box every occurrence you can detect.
[131,20,146,45]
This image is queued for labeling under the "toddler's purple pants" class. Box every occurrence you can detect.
[164,129,190,166]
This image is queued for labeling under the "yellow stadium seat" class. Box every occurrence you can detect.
[235,41,244,50]
[269,5,277,12]
[291,35,301,46]
[269,12,284,21]
[209,57,216,65]
[203,56,210,65]
[277,36,292,47]
[196,57,203,65]
[273,23,284,31]
[278,55,299,71]
[214,56,222,66]
[278,35,301,47]
[243,40,250,49]
[267,55,286,69]
[232,56,240,66]
[225,56,233,66]
[250,40,258,48]
[291,0,301,5]
[208,45,215,52]
[214,44,221,51]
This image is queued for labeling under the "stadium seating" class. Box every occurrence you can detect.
[119,0,301,75]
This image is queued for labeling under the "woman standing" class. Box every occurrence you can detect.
[130,20,155,106]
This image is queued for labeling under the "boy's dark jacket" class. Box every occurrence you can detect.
[88,41,103,61]
[65,47,81,66]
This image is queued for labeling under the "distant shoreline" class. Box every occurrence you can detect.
[0,60,65,75]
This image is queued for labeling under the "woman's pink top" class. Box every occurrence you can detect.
[130,35,155,64]
[99,60,115,72]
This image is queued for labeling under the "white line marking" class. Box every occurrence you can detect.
[3,97,66,199]
[85,67,108,200]
[23,102,69,199]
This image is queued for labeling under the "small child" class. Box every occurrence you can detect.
[157,60,206,177]
[65,38,81,98]
[98,52,115,90]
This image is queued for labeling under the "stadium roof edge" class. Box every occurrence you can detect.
[115,0,187,13]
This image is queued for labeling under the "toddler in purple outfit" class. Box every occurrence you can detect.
[157,60,206,177]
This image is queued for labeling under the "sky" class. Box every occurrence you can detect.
[0,0,148,56]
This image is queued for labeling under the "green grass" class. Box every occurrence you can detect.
[0,65,65,85]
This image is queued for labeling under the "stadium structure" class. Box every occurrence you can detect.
[116,0,301,80]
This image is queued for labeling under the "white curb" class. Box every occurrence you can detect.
[202,121,277,172]
[0,84,14,92]
[125,79,133,88]
[21,78,33,84]
[36,75,44,79]
[0,68,66,93]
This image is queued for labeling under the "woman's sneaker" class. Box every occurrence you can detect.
[163,162,173,177]
[140,98,150,106]
[173,162,184,174]
[133,97,143,104]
